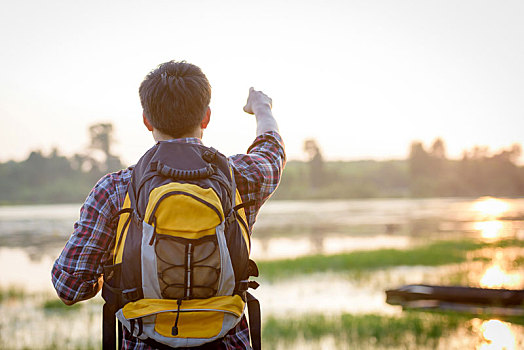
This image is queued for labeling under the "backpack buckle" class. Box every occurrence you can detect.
[226,210,237,225]
[237,280,259,292]
[203,148,218,163]
[237,280,249,292]
[122,288,140,302]
[133,210,143,226]
[248,281,260,290]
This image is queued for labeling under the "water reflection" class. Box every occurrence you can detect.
[257,272,400,317]
[479,265,522,289]
[476,319,517,350]
[478,249,522,289]
[475,220,504,240]
[251,235,411,260]
[0,293,103,350]
[479,258,522,291]
[472,198,510,218]
[1,199,524,349]
[0,247,59,292]
[471,198,514,242]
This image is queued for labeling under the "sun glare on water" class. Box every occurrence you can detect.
[472,198,510,218]
[479,264,522,289]
[478,250,522,289]
[474,220,504,240]
[477,319,517,350]
[472,198,512,240]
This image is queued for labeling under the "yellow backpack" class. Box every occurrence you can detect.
[102,141,259,349]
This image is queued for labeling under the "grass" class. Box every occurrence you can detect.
[258,239,524,280]
[42,298,82,312]
[0,286,26,302]
[263,310,524,348]
[263,311,472,348]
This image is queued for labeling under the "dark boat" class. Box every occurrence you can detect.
[386,284,524,307]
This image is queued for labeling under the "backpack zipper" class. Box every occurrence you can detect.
[186,243,193,298]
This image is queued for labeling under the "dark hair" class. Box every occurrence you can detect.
[139,60,211,137]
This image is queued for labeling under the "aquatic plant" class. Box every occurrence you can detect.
[0,286,26,302]
[258,239,524,280]
[263,311,478,348]
[42,298,82,312]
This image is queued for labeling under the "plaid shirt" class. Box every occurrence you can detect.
[52,131,285,349]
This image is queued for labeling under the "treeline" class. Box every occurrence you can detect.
[272,159,409,199]
[0,130,523,204]
[408,139,524,197]
[0,123,124,205]
[272,139,524,200]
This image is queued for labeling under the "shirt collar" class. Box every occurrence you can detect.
[159,137,204,146]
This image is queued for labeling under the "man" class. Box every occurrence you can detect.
[52,60,285,349]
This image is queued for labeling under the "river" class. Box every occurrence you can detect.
[1,197,523,349]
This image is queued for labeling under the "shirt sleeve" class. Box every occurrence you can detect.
[51,170,129,302]
[229,131,286,228]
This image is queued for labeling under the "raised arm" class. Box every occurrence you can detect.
[243,87,279,136]
[228,88,286,230]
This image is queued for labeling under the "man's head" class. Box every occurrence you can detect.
[139,60,211,138]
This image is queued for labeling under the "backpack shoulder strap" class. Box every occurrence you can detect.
[247,292,261,350]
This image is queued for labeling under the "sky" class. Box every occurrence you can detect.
[1,0,523,165]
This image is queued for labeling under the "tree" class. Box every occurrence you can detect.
[409,138,453,196]
[303,139,325,188]
[430,138,446,159]
[88,122,123,172]
[89,123,113,157]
